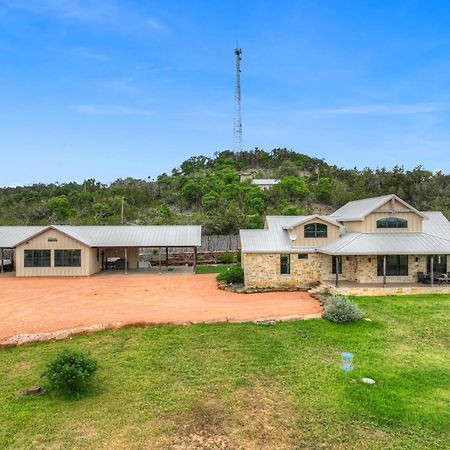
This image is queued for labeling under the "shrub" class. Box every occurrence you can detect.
[218,251,237,264]
[216,264,244,284]
[323,295,363,323]
[43,348,98,395]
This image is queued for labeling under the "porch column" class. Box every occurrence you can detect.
[0,248,4,273]
[193,247,197,272]
[430,255,434,287]
[335,256,339,288]
[383,255,387,288]
[158,248,162,271]
[165,247,169,267]
[124,247,128,275]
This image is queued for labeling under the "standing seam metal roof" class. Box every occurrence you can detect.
[0,225,202,248]
[241,209,450,254]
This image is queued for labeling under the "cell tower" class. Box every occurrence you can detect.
[234,46,243,152]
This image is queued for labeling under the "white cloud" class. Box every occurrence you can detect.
[146,17,166,31]
[309,103,445,116]
[4,0,115,21]
[72,104,153,116]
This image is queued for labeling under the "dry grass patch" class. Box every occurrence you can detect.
[157,381,296,450]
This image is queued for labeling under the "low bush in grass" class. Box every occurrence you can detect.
[216,264,244,284]
[323,294,363,323]
[218,251,237,264]
[43,348,98,395]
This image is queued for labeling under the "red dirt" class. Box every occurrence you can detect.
[0,274,322,342]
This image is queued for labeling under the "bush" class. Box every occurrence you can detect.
[43,349,98,395]
[216,264,244,284]
[323,295,363,323]
[218,251,237,264]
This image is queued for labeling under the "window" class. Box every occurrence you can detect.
[377,255,408,276]
[24,250,51,267]
[427,255,447,274]
[304,223,328,238]
[376,218,408,229]
[298,253,309,260]
[280,254,290,275]
[54,250,81,267]
[331,256,343,274]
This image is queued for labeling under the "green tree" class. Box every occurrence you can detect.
[316,177,333,201]
[47,195,70,222]
[276,176,309,199]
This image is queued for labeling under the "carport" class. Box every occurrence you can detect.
[0,225,202,277]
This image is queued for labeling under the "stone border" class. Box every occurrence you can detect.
[0,314,323,348]
[218,282,312,294]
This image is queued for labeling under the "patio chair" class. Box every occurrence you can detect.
[417,272,429,284]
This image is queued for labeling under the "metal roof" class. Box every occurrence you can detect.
[0,225,202,248]
[240,229,316,253]
[281,214,343,229]
[318,232,450,255]
[0,226,47,248]
[265,215,342,230]
[422,211,450,238]
[251,179,279,185]
[330,194,426,221]
[243,207,450,255]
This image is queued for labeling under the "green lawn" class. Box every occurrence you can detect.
[1,295,449,449]
[195,263,235,274]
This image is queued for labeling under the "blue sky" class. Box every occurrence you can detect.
[1,0,450,186]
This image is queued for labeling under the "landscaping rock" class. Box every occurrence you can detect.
[361,377,376,385]
[15,386,47,397]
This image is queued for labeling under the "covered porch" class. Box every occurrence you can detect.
[324,254,450,289]
[98,245,198,275]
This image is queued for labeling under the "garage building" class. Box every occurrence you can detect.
[0,225,201,277]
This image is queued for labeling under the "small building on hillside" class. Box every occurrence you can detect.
[0,225,201,276]
[239,172,279,190]
[250,178,279,190]
[240,194,450,289]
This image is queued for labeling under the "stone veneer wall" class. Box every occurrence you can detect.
[354,255,428,283]
[243,252,326,288]
[243,253,449,288]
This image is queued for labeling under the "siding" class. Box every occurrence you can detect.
[292,218,340,247]
[16,228,96,277]
[343,200,423,233]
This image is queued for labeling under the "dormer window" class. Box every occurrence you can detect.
[304,223,328,238]
[376,218,408,229]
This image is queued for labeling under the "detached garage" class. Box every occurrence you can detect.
[0,225,202,277]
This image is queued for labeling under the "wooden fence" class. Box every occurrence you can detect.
[140,235,240,254]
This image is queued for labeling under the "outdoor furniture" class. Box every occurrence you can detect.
[417,272,430,284]
[437,273,450,284]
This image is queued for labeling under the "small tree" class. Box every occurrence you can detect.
[316,177,333,201]
[43,349,98,395]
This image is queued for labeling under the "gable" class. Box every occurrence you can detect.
[16,228,90,251]
[290,217,340,247]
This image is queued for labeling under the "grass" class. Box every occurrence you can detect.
[0,294,449,449]
[195,263,235,274]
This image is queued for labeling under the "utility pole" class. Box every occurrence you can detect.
[234,46,243,152]
[121,196,125,225]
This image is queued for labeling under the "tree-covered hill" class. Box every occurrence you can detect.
[1,149,448,234]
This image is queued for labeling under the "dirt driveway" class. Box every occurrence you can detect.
[0,274,322,342]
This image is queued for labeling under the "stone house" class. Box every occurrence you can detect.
[240,194,450,288]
